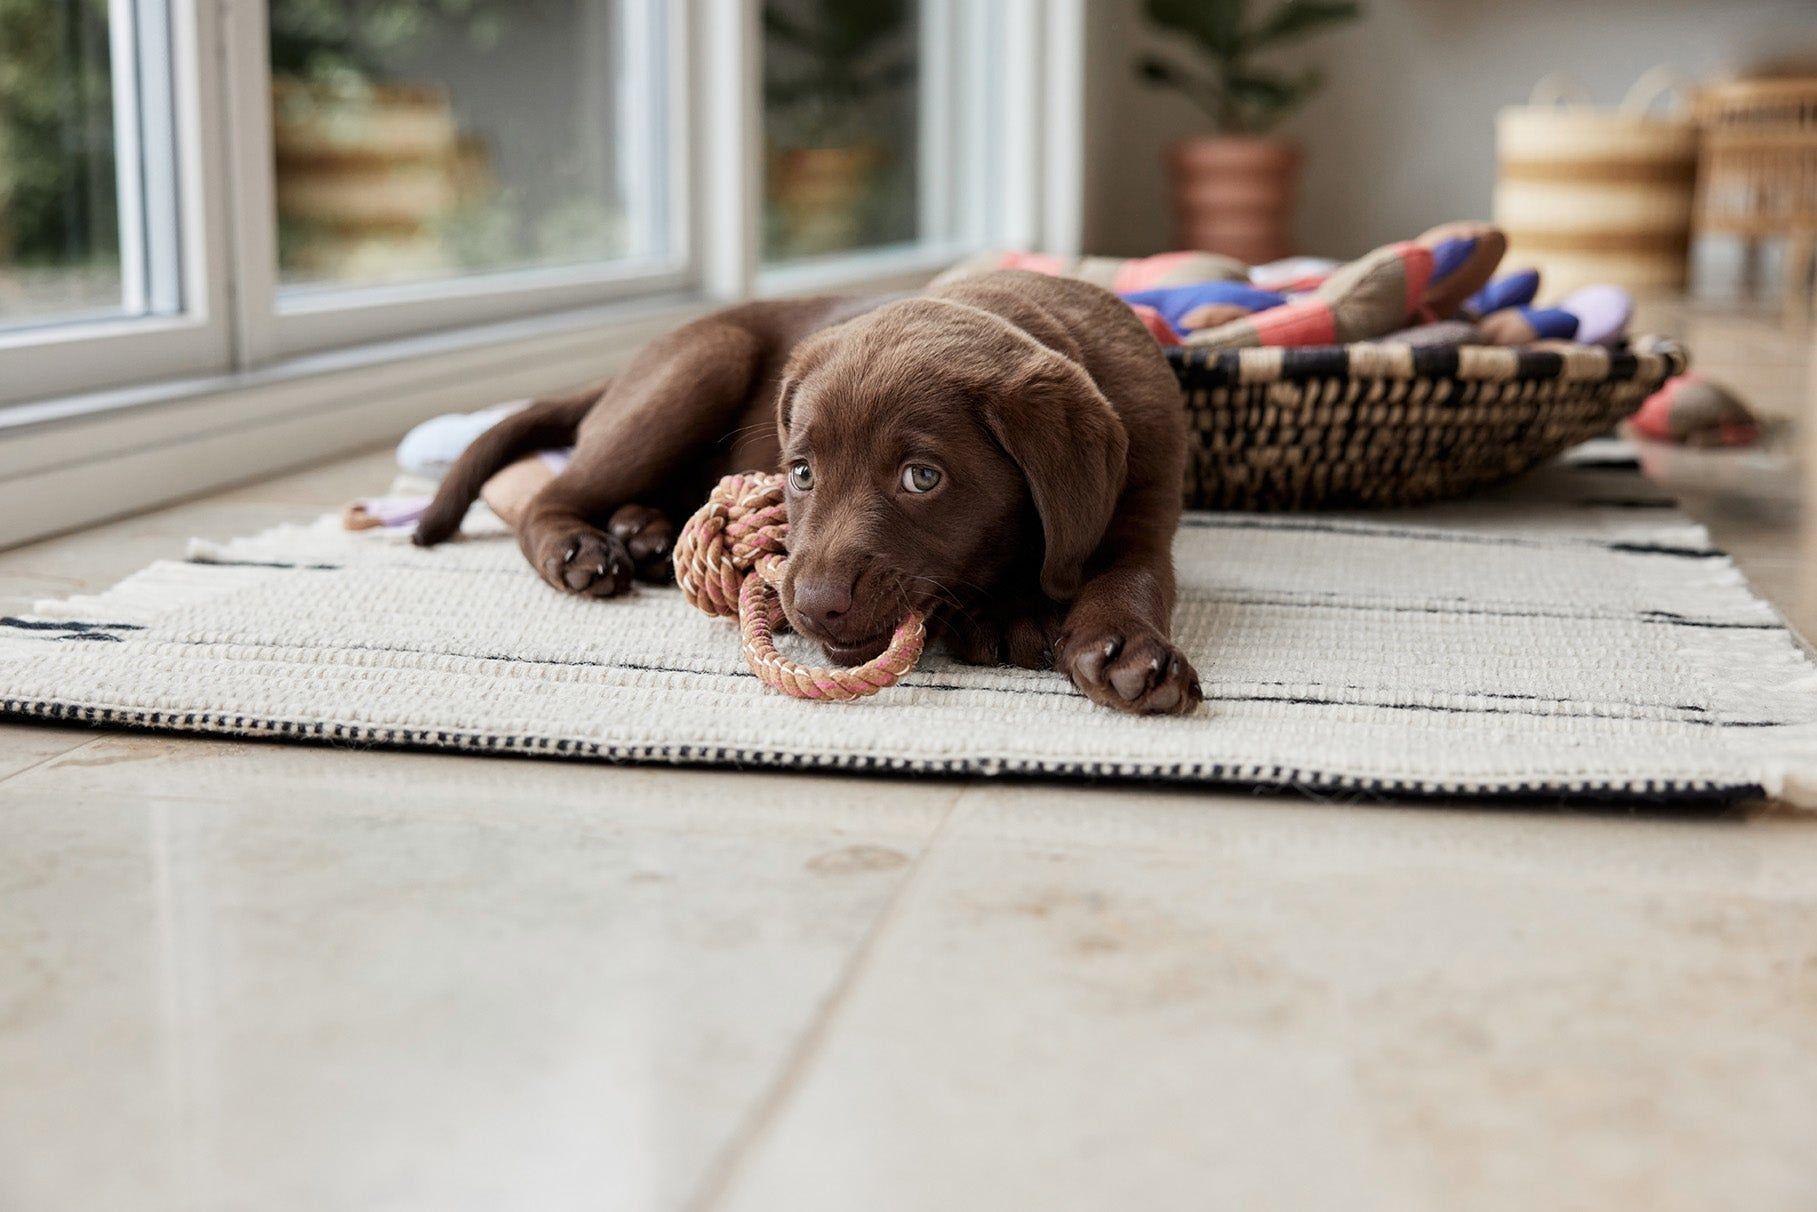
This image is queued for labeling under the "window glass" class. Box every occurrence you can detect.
[268,0,667,291]
[761,0,920,264]
[0,0,127,328]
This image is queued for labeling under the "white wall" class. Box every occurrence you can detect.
[1082,0,1817,260]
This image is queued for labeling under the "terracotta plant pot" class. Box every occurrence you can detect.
[1165,135,1300,265]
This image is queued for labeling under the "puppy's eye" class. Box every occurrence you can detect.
[901,464,942,494]
[789,461,814,491]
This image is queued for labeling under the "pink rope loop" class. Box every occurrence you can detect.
[674,471,926,701]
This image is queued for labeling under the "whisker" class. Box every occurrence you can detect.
[717,420,781,450]
[902,573,978,611]
[894,573,973,630]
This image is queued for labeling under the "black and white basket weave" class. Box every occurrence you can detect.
[1166,337,1688,510]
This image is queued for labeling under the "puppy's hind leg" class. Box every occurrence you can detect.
[412,387,601,548]
[516,319,765,598]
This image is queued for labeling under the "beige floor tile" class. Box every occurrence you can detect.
[0,736,960,1212]
[0,570,92,616]
[0,447,391,599]
[0,501,316,592]
[5,730,967,821]
[204,445,397,508]
[0,722,107,782]
[714,785,1817,1212]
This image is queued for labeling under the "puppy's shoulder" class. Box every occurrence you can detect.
[930,270,1168,383]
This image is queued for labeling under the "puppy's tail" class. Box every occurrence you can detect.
[411,387,601,547]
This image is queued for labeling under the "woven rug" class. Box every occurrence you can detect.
[4,443,1816,805]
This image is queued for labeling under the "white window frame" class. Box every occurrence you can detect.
[0,0,232,408]
[0,0,1087,548]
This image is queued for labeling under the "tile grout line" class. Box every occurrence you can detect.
[0,731,113,789]
[686,781,974,1212]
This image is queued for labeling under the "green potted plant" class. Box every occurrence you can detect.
[762,0,915,258]
[1136,0,1361,263]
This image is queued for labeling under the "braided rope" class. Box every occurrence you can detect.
[674,472,925,702]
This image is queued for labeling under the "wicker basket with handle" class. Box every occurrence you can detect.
[1493,69,1699,297]
[1167,338,1687,510]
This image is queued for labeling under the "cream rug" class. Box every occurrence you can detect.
[5,444,1816,805]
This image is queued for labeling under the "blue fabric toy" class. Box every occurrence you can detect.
[1480,305,1579,345]
[1464,269,1541,319]
[1120,281,1288,335]
[1428,236,1477,284]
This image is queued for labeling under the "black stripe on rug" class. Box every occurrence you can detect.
[1178,516,1721,558]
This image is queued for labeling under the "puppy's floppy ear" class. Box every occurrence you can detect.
[980,351,1129,601]
[775,335,833,442]
[774,374,801,441]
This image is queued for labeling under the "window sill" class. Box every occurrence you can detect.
[756,242,970,298]
[0,290,708,549]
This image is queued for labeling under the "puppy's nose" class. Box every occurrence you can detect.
[792,574,854,631]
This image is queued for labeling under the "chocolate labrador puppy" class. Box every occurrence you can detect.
[415,269,1201,714]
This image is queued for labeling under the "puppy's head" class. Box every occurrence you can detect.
[775,299,1128,664]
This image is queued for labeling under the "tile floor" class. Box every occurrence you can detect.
[2,300,1815,1210]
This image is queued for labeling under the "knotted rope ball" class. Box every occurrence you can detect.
[674,472,926,702]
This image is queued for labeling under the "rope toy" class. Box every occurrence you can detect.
[674,472,925,701]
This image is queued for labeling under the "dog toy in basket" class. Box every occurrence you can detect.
[674,472,925,702]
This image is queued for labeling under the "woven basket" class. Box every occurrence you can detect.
[1167,338,1688,510]
[1493,69,1698,296]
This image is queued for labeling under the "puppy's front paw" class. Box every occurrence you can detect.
[1058,624,1202,715]
[947,600,1063,670]
[532,526,634,598]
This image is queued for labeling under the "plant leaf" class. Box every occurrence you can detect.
[761,7,819,51]
[1135,54,1219,97]
[1133,54,1229,125]
[1143,0,1247,60]
[1243,1,1361,51]
[1232,67,1325,102]
[1226,67,1323,129]
[858,58,917,93]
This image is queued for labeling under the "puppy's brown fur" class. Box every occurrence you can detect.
[417,270,1200,714]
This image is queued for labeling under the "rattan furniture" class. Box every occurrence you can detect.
[1695,77,1817,310]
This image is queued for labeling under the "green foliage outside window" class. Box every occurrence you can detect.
[0,0,118,269]
[269,0,530,86]
[762,0,914,149]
